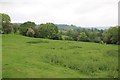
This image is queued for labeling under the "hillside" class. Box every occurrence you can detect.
[2,34,118,78]
[56,24,79,30]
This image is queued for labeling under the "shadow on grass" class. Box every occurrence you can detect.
[68,46,82,49]
[26,40,49,44]
[105,50,118,57]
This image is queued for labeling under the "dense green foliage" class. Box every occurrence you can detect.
[59,26,119,44]
[3,34,118,78]
[103,27,119,44]
[0,13,12,34]
[39,23,60,39]
[32,28,40,38]
[77,32,89,41]
[19,21,36,36]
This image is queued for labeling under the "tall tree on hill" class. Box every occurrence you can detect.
[0,13,12,34]
[19,21,36,36]
[103,26,119,44]
[39,23,59,39]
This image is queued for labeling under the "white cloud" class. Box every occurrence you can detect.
[0,0,119,27]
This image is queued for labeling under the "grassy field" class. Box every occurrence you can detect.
[0,34,2,79]
[2,34,118,78]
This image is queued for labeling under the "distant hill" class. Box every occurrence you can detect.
[56,24,110,30]
[93,26,110,30]
[56,24,80,30]
[82,26,110,30]
[12,23,110,30]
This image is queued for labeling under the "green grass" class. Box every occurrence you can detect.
[0,34,2,79]
[2,34,118,78]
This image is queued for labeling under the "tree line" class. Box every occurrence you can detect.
[0,13,119,45]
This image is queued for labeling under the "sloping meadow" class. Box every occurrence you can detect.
[2,34,118,78]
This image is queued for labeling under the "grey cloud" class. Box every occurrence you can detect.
[0,0,119,27]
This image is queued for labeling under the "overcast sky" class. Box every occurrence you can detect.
[0,0,119,27]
